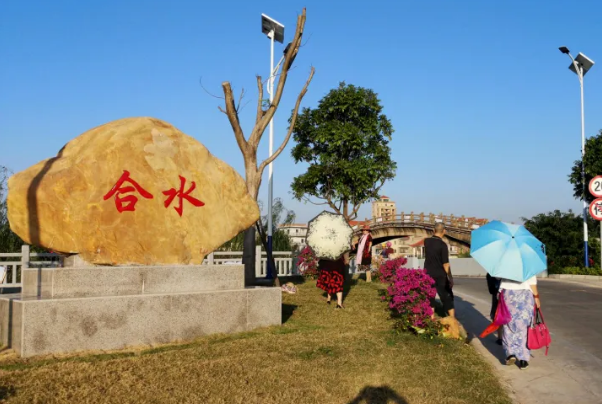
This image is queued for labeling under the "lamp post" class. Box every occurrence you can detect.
[559,46,595,267]
[261,14,285,278]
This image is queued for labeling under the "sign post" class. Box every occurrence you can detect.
[588,176,602,269]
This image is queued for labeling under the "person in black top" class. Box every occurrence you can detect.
[424,223,455,318]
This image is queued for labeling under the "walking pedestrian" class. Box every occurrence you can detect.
[355,224,373,282]
[424,223,455,318]
[486,273,503,345]
[500,275,541,370]
[316,256,347,309]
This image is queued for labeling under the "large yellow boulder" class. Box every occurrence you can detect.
[7,117,259,265]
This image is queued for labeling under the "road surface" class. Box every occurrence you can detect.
[454,278,602,404]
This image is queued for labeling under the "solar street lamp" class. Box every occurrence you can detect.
[261,14,285,278]
[559,46,595,267]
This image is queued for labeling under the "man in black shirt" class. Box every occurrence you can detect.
[424,223,455,318]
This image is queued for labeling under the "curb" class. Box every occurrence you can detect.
[465,331,518,403]
[548,274,602,281]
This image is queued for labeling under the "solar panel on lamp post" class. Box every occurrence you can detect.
[261,14,284,279]
[559,46,595,267]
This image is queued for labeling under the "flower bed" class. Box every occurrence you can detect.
[378,258,442,338]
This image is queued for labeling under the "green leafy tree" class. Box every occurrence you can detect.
[569,129,602,204]
[0,166,49,254]
[290,82,396,220]
[0,166,24,253]
[219,198,294,252]
[522,209,600,270]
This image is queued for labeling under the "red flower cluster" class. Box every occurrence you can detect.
[297,246,319,279]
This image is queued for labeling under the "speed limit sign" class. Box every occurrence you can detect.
[589,198,602,221]
[589,176,602,198]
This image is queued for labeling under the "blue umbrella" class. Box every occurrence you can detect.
[470,220,547,282]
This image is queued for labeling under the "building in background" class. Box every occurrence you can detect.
[278,224,308,250]
[371,196,397,220]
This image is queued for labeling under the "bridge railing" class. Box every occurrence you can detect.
[352,212,488,230]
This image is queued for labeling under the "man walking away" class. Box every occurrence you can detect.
[424,223,455,318]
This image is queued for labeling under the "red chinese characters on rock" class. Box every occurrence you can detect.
[104,171,205,216]
[163,175,205,217]
[103,170,154,212]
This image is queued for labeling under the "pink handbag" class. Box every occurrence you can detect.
[528,307,551,355]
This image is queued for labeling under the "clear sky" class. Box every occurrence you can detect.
[1,0,601,225]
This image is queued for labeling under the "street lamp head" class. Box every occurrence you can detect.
[559,46,570,54]
[569,52,595,77]
[261,14,285,43]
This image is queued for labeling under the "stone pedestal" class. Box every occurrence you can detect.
[0,265,281,357]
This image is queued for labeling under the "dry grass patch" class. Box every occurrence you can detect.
[0,279,510,404]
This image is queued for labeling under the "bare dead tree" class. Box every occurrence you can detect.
[217,8,315,286]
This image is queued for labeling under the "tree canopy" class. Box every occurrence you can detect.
[290,82,396,220]
[522,209,600,270]
[569,129,602,204]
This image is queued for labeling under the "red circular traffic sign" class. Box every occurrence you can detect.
[589,175,602,198]
[589,198,602,221]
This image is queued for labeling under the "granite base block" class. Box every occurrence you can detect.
[9,287,281,357]
[21,265,245,299]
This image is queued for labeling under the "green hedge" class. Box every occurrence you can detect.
[550,266,602,276]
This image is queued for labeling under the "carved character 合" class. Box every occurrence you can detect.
[103,170,154,212]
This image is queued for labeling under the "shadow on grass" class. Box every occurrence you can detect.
[282,304,298,323]
[454,295,506,364]
[347,385,408,404]
[0,385,16,400]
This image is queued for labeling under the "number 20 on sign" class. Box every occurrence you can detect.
[589,175,602,199]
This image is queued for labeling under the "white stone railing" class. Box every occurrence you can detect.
[205,246,296,277]
[0,245,62,288]
[0,245,296,289]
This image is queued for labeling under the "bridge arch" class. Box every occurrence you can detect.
[351,212,487,249]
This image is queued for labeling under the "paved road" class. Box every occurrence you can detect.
[454,278,602,404]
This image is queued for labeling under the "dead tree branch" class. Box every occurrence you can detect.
[258,67,315,174]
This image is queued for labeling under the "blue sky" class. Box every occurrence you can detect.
[1,0,601,224]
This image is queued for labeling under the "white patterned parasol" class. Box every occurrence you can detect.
[306,211,354,261]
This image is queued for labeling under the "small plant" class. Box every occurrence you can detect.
[297,246,319,279]
[387,267,441,338]
[378,258,441,338]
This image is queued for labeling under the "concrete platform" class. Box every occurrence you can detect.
[21,265,244,299]
[1,286,280,357]
[0,264,282,357]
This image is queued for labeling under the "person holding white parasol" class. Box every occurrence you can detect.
[306,211,354,309]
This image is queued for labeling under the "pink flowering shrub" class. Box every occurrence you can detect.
[376,257,407,284]
[297,246,319,279]
[378,259,441,338]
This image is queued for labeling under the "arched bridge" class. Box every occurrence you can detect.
[351,213,488,248]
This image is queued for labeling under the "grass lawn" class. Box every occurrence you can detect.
[0,278,511,404]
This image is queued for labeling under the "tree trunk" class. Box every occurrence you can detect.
[342,201,351,298]
[243,226,256,286]
[255,222,281,287]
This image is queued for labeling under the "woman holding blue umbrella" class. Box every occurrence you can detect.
[471,221,546,370]
[499,275,541,369]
